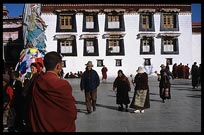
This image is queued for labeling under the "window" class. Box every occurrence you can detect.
[83,14,99,32]
[160,13,179,31]
[105,14,125,31]
[62,60,66,67]
[115,59,122,66]
[57,38,77,56]
[97,60,103,67]
[56,14,77,32]
[139,14,155,31]
[106,39,124,56]
[144,59,151,66]
[83,38,99,56]
[140,38,155,54]
[166,58,173,65]
[161,38,179,54]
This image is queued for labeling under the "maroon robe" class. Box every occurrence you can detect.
[101,67,108,79]
[30,72,77,132]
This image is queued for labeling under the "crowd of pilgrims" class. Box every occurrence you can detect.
[3,61,201,132]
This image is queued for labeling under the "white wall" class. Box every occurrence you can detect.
[192,33,201,64]
[41,12,197,77]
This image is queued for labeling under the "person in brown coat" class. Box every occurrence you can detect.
[113,70,131,112]
[129,66,150,113]
[29,51,77,132]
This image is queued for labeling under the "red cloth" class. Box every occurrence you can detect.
[29,72,77,132]
[101,67,108,79]
[6,86,14,107]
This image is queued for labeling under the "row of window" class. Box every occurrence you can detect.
[57,37,179,56]
[56,12,179,32]
[62,58,173,68]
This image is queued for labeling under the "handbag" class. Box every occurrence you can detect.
[134,90,147,107]
[157,74,161,81]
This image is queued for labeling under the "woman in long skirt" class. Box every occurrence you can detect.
[129,66,150,113]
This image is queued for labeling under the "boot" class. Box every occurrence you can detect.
[92,100,96,111]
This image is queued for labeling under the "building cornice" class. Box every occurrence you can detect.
[41,4,191,13]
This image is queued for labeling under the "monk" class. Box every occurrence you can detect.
[29,51,77,132]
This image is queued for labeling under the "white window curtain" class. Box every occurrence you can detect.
[143,45,150,52]
[164,44,173,52]
[86,22,94,29]
[61,45,72,53]
[87,46,94,53]
[111,46,120,53]
[108,22,119,29]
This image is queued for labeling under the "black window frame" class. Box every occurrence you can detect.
[82,13,99,32]
[106,39,125,56]
[115,59,122,66]
[160,13,179,31]
[140,38,155,55]
[62,60,66,67]
[161,37,179,54]
[83,38,99,56]
[139,13,155,31]
[97,59,104,67]
[144,58,151,66]
[56,12,77,32]
[105,13,125,32]
[166,58,173,65]
[57,38,77,56]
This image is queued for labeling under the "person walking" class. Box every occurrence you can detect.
[12,71,25,132]
[113,70,131,112]
[101,65,108,81]
[29,51,77,132]
[80,61,100,114]
[191,62,199,88]
[159,64,174,103]
[129,66,150,113]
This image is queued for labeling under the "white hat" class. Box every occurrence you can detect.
[85,61,93,67]
[136,66,144,73]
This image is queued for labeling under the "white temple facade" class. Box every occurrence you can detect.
[37,4,201,77]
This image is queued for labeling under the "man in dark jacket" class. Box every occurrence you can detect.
[12,71,24,132]
[80,61,100,114]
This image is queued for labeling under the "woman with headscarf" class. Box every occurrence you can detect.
[113,70,131,112]
[129,66,150,113]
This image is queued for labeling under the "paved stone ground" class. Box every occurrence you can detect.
[70,76,201,132]
[3,76,201,132]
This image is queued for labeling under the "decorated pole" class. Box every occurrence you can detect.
[16,3,47,81]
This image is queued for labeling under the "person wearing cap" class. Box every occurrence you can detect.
[129,66,150,113]
[80,61,100,114]
[3,74,15,131]
[159,64,174,103]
